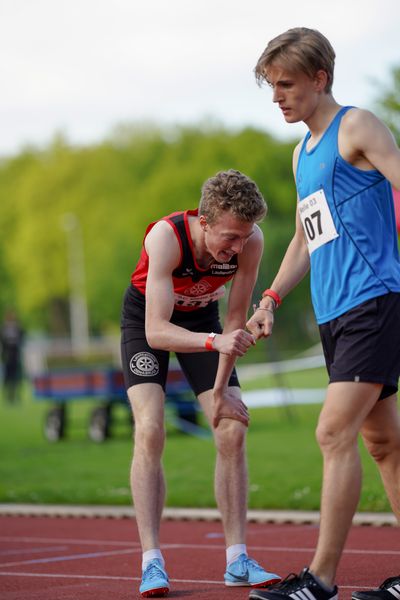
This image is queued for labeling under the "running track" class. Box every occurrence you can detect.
[0,516,399,599]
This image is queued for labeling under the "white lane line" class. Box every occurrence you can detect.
[0,546,68,556]
[1,537,399,556]
[0,547,139,568]
[161,543,400,556]
[0,571,375,590]
[0,572,133,581]
[0,536,140,547]
[0,571,220,584]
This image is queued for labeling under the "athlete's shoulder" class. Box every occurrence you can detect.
[341,107,382,134]
[163,210,186,221]
[340,107,392,157]
[145,218,180,251]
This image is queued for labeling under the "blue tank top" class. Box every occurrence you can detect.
[296,106,400,324]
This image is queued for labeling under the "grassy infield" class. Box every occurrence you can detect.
[0,367,391,512]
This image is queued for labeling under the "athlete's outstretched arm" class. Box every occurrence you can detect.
[145,221,255,355]
[212,226,263,427]
[247,143,310,340]
[246,208,310,340]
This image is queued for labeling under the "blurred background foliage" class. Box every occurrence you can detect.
[0,67,398,358]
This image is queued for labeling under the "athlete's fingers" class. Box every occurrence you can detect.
[214,413,249,428]
[246,318,265,339]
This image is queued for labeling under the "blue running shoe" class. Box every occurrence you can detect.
[139,558,170,598]
[224,554,281,587]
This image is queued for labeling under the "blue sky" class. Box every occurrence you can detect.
[1,0,399,156]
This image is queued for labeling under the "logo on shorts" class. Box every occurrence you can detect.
[129,352,159,377]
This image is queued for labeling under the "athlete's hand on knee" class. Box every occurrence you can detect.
[215,329,255,356]
[212,389,249,428]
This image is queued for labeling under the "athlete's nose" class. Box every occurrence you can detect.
[232,239,245,254]
[272,86,281,103]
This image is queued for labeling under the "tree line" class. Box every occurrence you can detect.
[0,67,398,355]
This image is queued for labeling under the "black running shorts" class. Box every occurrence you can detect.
[319,292,400,399]
[120,286,240,396]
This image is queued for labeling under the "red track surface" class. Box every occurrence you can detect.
[0,516,399,599]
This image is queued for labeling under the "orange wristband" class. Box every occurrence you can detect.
[205,332,217,351]
[262,288,282,308]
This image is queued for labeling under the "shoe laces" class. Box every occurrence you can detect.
[273,570,307,592]
[244,557,265,573]
[144,562,166,581]
[380,576,400,589]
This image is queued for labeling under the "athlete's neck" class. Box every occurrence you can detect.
[304,96,341,149]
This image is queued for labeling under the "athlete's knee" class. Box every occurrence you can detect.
[214,418,246,455]
[315,418,358,454]
[362,430,400,463]
[134,419,165,457]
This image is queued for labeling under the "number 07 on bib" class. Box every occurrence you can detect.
[298,189,339,254]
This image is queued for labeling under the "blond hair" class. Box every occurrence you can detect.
[199,169,267,225]
[255,27,335,93]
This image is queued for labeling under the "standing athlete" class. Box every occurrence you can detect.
[246,27,400,600]
[121,169,281,597]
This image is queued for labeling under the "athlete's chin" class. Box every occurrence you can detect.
[283,113,301,124]
[219,252,233,262]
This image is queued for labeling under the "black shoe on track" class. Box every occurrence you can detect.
[352,576,400,600]
[248,567,338,600]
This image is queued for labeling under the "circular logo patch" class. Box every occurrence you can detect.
[129,352,159,377]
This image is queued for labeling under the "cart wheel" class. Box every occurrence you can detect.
[44,406,66,442]
[88,406,111,442]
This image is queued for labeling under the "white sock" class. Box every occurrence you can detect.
[142,549,164,571]
[226,544,247,565]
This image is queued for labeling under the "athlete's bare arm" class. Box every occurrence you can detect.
[145,221,255,355]
[246,143,310,340]
[339,108,400,189]
[212,225,263,427]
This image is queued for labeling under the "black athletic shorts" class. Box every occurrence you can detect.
[120,286,240,396]
[319,292,400,400]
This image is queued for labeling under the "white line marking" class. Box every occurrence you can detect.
[0,546,67,556]
[0,571,222,585]
[0,547,136,568]
[161,543,400,556]
[0,537,399,556]
[0,536,140,547]
[0,571,376,589]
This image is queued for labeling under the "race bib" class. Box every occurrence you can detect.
[174,285,225,309]
[298,189,339,254]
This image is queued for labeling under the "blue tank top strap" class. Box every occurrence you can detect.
[301,106,355,158]
[330,106,356,150]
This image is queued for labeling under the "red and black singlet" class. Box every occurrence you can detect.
[131,210,238,312]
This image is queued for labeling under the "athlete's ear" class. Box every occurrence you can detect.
[314,69,328,93]
[199,215,208,230]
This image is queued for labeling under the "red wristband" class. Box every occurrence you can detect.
[262,288,282,308]
[205,332,217,351]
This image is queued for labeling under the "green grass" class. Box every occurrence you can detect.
[243,366,329,390]
[0,376,391,512]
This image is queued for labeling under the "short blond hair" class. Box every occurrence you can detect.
[255,27,335,93]
[199,169,267,225]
